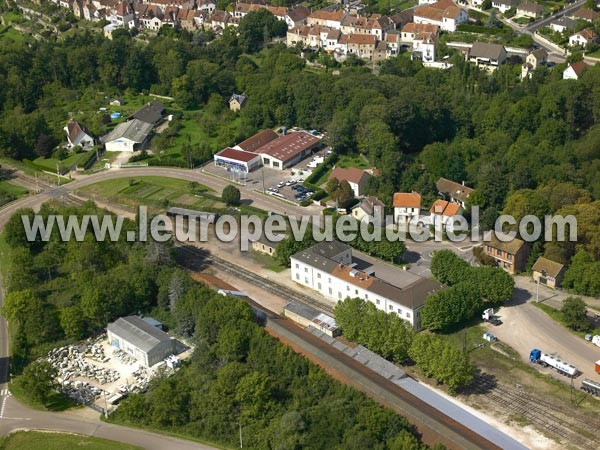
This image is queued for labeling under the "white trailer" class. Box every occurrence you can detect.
[539,352,578,377]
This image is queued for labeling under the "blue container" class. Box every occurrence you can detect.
[110,112,121,119]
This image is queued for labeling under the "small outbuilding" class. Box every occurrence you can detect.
[229,92,248,111]
[107,315,177,367]
[532,256,565,289]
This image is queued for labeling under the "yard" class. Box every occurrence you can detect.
[78,176,224,212]
[0,431,141,450]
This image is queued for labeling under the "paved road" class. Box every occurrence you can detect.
[488,279,600,385]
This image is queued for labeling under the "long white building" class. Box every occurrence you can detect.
[290,241,443,330]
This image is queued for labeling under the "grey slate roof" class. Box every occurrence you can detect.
[107,316,172,353]
[308,240,351,259]
[102,119,153,144]
[131,99,164,125]
[469,42,506,60]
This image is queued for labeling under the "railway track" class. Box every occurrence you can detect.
[175,244,335,315]
[470,376,599,450]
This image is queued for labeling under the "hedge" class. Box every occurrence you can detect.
[304,152,339,188]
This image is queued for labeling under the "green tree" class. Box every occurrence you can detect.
[222,184,241,206]
[430,250,470,286]
[15,360,58,406]
[60,305,86,340]
[561,297,590,331]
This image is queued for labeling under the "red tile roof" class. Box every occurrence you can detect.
[237,129,279,152]
[216,147,260,163]
[429,199,461,216]
[257,131,320,162]
[393,192,422,208]
[329,167,370,185]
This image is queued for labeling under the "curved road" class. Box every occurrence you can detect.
[0,167,270,449]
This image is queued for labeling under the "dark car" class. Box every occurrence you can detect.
[489,318,502,326]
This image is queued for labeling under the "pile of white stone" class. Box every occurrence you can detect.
[60,379,105,404]
[46,345,120,385]
[112,348,138,365]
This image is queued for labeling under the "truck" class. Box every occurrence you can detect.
[482,308,502,326]
[596,360,600,375]
[529,349,578,377]
[592,335,600,347]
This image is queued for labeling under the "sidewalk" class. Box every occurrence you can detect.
[514,275,600,312]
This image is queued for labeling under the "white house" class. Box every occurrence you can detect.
[549,16,575,33]
[351,196,385,223]
[64,119,94,150]
[414,0,468,32]
[290,241,443,330]
[569,29,597,47]
[429,199,462,232]
[492,0,516,13]
[521,48,548,79]
[101,119,153,152]
[393,192,422,225]
[436,177,475,208]
[563,61,590,80]
[516,2,545,19]
[328,167,371,197]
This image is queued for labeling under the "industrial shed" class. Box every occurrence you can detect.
[107,316,177,367]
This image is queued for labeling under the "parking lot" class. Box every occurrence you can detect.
[205,146,332,205]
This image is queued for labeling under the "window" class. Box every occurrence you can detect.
[295,263,299,269]
[318,283,322,290]
[338,292,342,299]
[346,286,350,291]
[365,294,369,299]
[317,273,321,279]
[304,278,308,284]
[507,254,513,261]
[304,267,308,273]
[328,278,331,283]
[329,288,332,295]
[406,312,410,318]
[295,274,299,280]
[355,289,358,295]
[376,299,380,305]
[389,305,393,310]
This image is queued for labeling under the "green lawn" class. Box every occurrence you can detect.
[31,151,91,172]
[586,48,600,58]
[336,154,369,170]
[0,180,28,198]
[0,430,141,450]
[79,176,223,211]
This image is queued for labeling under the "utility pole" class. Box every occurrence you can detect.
[239,422,243,448]
[261,165,265,193]
[56,163,61,186]
[536,277,540,303]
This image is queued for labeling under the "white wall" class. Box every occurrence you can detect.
[290,256,416,327]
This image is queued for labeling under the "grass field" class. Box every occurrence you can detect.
[336,154,369,170]
[0,180,28,198]
[79,176,223,212]
[0,431,141,450]
[31,152,89,172]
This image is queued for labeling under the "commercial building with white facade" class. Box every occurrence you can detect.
[107,315,178,367]
[101,119,153,152]
[290,241,443,330]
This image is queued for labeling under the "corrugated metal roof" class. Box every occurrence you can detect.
[107,316,172,353]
